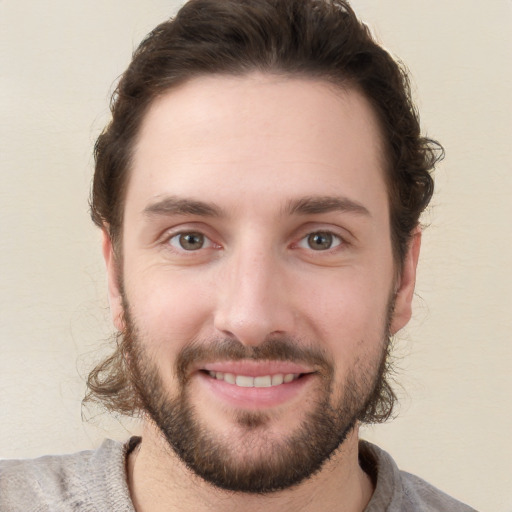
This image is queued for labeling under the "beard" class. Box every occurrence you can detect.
[123,302,394,494]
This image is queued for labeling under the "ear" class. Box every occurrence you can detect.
[390,227,422,335]
[102,228,125,332]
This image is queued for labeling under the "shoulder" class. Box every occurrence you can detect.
[398,471,478,511]
[360,440,479,512]
[0,438,136,512]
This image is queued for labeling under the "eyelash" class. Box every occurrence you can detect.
[166,231,217,252]
[162,229,346,254]
[295,231,344,252]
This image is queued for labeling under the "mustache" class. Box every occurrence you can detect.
[175,336,333,384]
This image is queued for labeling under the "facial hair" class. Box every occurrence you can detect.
[124,304,394,494]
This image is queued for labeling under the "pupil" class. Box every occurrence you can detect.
[180,233,204,250]
[308,232,332,250]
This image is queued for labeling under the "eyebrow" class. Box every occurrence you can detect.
[284,196,371,217]
[142,194,370,219]
[143,196,223,218]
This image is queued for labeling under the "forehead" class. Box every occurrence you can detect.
[127,73,388,219]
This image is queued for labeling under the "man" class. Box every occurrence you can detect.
[0,0,477,510]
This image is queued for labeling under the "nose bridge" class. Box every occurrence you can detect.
[214,237,292,346]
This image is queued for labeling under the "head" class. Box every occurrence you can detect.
[91,0,440,264]
[86,0,442,493]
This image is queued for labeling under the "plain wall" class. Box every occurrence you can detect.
[1,1,511,511]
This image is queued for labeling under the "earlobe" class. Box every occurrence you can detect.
[390,227,422,335]
[102,228,125,332]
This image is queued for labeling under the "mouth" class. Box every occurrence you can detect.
[196,361,315,410]
[205,370,302,388]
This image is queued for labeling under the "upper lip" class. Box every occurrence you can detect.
[200,360,314,377]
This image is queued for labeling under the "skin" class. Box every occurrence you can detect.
[103,74,420,512]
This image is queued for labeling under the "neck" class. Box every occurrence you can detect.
[127,422,374,512]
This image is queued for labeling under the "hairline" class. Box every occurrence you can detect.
[108,70,404,271]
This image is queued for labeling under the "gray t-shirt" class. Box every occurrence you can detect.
[0,438,477,511]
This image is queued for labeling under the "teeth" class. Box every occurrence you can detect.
[208,371,299,387]
[224,372,236,384]
[271,374,284,386]
[235,375,254,387]
[254,376,272,387]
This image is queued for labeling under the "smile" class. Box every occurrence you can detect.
[207,371,301,388]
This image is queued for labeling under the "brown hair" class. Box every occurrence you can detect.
[86,0,443,419]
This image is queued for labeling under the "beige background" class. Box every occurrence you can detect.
[1,1,511,511]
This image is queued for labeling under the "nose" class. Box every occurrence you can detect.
[213,244,295,347]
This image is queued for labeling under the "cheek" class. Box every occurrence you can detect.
[123,265,216,352]
[298,271,392,367]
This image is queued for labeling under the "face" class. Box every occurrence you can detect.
[104,74,419,492]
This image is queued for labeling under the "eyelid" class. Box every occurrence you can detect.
[168,232,214,251]
[296,231,343,250]
[291,222,351,245]
[159,224,222,253]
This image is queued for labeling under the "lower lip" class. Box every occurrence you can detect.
[196,371,314,410]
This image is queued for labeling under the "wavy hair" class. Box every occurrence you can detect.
[85,0,443,420]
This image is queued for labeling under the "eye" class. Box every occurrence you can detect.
[297,231,342,251]
[168,232,211,251]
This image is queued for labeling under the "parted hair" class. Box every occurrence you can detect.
[86,0,443,419]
